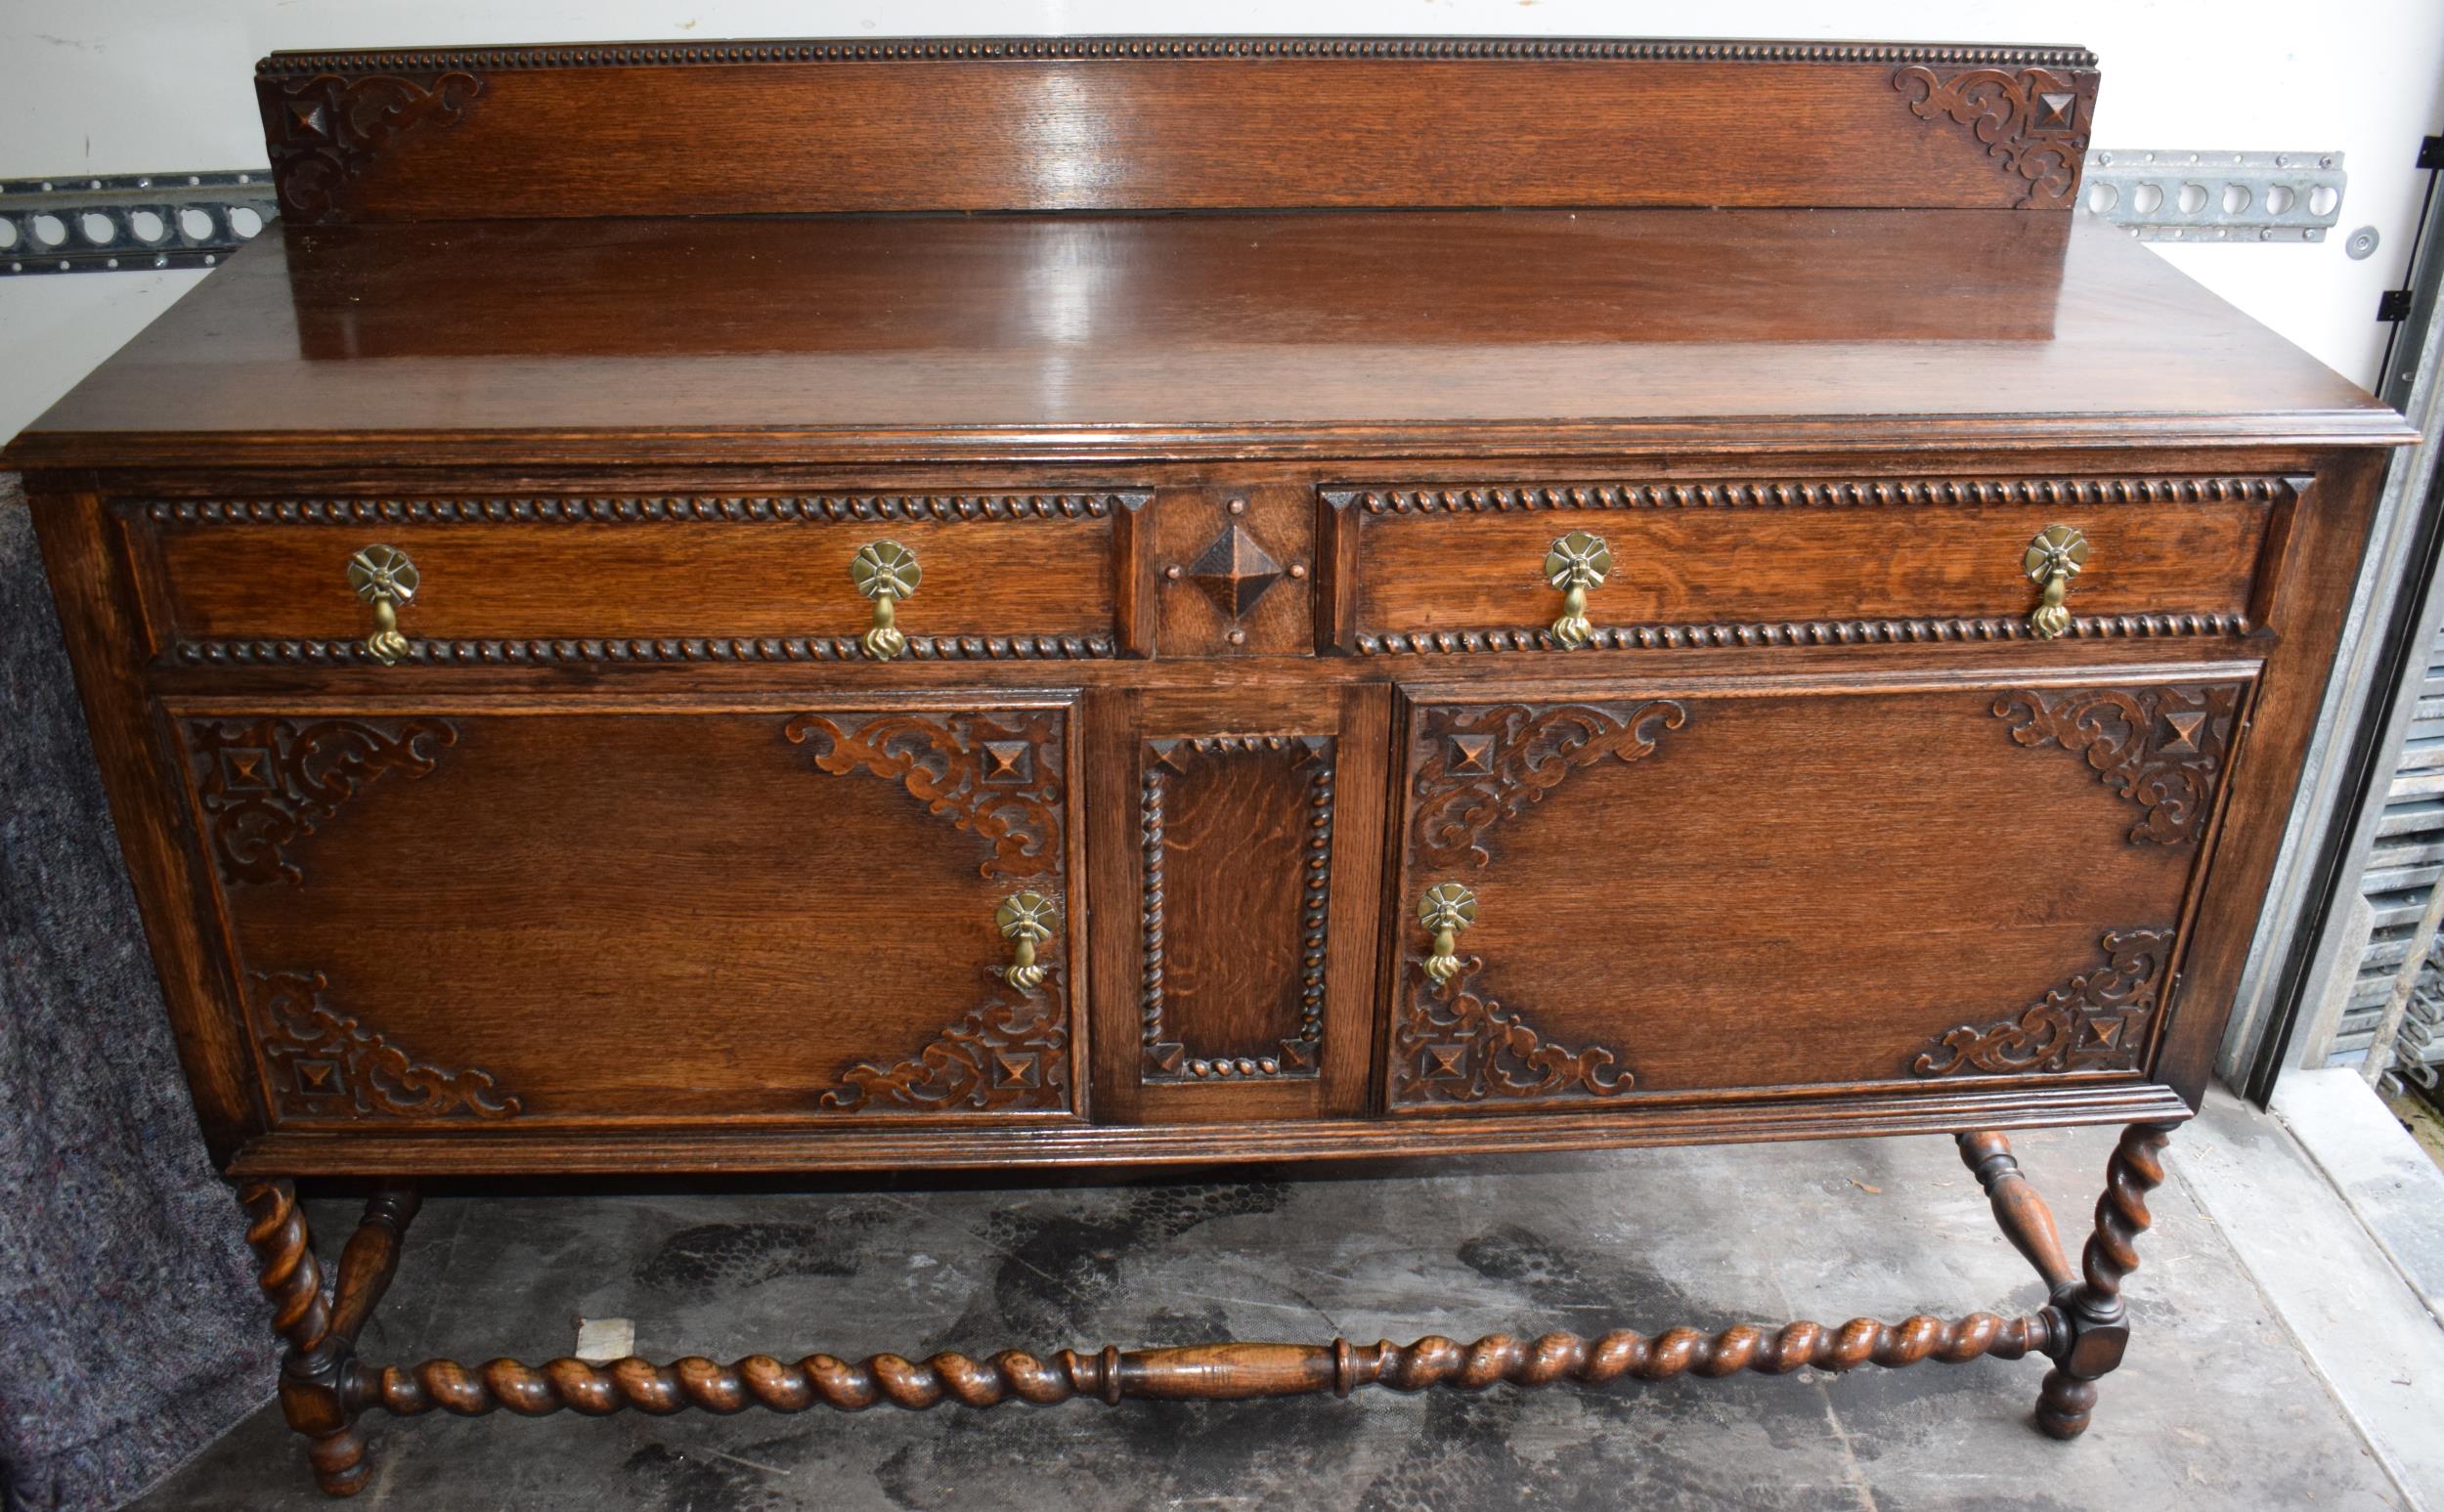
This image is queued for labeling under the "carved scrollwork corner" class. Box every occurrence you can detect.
[817,980,1071,1114]
[1892,65,2092,208]
[188,716,457,886]
[1992,683,2245,845]
[1391,957,1637,1105]
[783,709,1065,881]
[267,70,485,222]
[1409,700,1687,871]
[1910,929,2175,1078]
[254,970,521,1120]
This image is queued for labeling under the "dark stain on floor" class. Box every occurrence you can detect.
[634,1211,889,1294]
[976,1180,1291,1336]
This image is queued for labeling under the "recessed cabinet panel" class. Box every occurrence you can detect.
[173,697,1085,1129]
[1140,735,1335,1082]
[1384,670,2252,1112]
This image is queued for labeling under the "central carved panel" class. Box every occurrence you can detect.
[1140,736,1334,1081]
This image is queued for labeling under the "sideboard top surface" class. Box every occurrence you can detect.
[7,207,2407,471]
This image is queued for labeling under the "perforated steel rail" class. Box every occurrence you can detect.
[2081,149,2346,243]
[0,171,275,275]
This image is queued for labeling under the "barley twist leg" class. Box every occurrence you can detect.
[2036,1122,2175,1440]
[239,1180,364,1494]
[239,1180,421,1497]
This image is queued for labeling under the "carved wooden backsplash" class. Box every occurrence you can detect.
[252,36,2099,222]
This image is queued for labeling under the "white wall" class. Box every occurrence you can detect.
[4,1,2442,439]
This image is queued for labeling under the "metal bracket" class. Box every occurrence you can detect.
[2081,150,2345,243]
[2379,136,2444,331]
[0,171,276,276]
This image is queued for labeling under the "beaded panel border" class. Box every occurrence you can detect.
[1141,735,1335,1082]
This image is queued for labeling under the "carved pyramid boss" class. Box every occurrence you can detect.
[3,34,2413,1497]
[1185,521,1287,619]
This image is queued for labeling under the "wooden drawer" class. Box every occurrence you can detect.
[170,692,1085,1128]
[131,491,1150,665]
[1381,667,2252,1111]
[1321,477,2291,653]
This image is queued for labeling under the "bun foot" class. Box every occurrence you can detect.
[308,1426,371,1496]
[2034,1368,2096,1440]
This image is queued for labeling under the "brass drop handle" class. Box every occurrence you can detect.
[345,544,418,665]
[997,890,1059,994]
[1543,531,1612,650]
[850,540,922,661]
[1418,882,1478,987]
[2024,525,2090,640]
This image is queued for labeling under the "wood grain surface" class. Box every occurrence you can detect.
[5,211,2407,472]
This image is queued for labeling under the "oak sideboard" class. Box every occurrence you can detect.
[4,34,2417,1496]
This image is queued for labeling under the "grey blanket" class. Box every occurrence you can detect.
[0,481,276,1511]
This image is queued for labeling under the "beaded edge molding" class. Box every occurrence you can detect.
[142,494,1149,525]
[1324,477,2296,514]
[1352,615,2249,656]
[258,37,2099,77]
[173,635,1117,666]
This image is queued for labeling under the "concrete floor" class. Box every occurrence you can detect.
[135,1119,2424,1512]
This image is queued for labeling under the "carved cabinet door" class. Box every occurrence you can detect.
[172,694,1084,1131]
[1104,685,1390,1124]
[1383,669,2252,1113]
